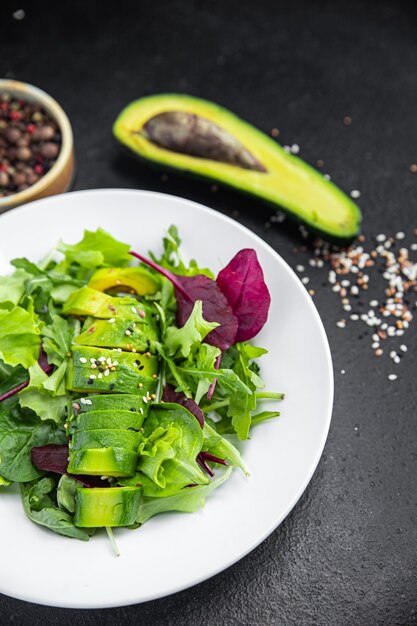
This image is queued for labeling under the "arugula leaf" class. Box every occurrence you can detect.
[0,306,41,368]
[42,313,80,367]
[202,422,249,475]
[0,397,66,481]
[165,300,219,358]
[21,477,91,541]
[57,228,131,270]
[136,467,232,524]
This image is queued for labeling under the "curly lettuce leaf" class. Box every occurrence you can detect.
[136,466,232,524]
[18,363,69,424]
[165,300,219,359]
[202,422,249,475]
[0,306,41,368]
[0,269,30,306]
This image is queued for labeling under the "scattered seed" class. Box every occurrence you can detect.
[388,374,397,381]
[350,189,361,199]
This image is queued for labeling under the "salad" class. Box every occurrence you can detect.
[0,225,283,550]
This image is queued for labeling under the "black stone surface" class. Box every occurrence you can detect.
[1,1,417,624]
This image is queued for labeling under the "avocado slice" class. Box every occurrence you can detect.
[71,428,141,452]
[67,447,138,477]
[69,409,145,432]
[62,287,140,319]
[75,486,141,527]
[72,393,149,414]
[66,346,158,395]
[75,312,158,353]
[88,267,160,295]
[113,94,361,241]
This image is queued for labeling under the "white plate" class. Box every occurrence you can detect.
[0,189,333,608]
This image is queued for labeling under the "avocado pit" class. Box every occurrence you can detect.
[141,111,267,172]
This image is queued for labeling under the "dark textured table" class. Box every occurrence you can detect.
[1,1,417,624]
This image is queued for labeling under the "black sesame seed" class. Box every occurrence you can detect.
[87,379,94,385]
[146,339,151,347]
[109,383,115,390]
[139,365,144,371]
[130,407,137,412]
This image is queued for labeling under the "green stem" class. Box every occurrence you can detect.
[255,392,285,400]
[106,527,120,557]
[200,399,230,413]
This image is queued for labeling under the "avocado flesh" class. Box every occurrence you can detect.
[71,428,141,452]
[62,287,140,319]
[88,267,160,295]
[75,486,141,527]
[66,346,158,394]
[67,447,138,477]
[113,94,361,241]
[69,409,145,432]
[75,314,158,353]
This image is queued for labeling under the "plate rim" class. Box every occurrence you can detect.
[0,188,334,608]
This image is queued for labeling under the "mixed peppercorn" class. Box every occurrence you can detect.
[0,92,61,197]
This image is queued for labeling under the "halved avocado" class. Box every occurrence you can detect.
[75,486,141,527]
[88,267,160,295]
[113,94,361,241]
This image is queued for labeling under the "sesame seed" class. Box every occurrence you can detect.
[108,318,115,324]
[296,265,305,272]
[324,174,331,180]
[341,369,346,375]
[411,243,417,251]
[375,349,383,357]
[336,320,346,328]
[79,357,87,364]
[80,398,87,405]
[350,314,359,321]
[291,143,300,154]
[370,300,378,307]
[85,399,92,405]
[400,345,407,352]
[350,189,361,199]
[143,396,148,404]
[376,234,386,242]
[372,342,379,349]
[388,374,397,381]
[139,408,144,415]
[89,374,96,379]
[395,232,405,240]
[97,373,103,379]
[104,369,110,376]
[301,276,310,285]
[394,356,400,364]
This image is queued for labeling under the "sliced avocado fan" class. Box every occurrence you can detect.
[113,93,362,242]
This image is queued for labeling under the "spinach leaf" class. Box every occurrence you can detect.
[0,397,66,481]
[21,477,91,541]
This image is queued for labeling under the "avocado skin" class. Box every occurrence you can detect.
[70,409,144,432]
[75,486,141,527]
[68,447,138,477]
[71,428,141,452]
[66,346,158,395]
[75,315,158,353]
[113,93,362,243]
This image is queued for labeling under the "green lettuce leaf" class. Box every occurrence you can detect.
[21,477,91,541]
[42,312,80,367]
[136,467,232,524]
[0,306,41,368]
[57,228,131,270]
[57,474,79,513]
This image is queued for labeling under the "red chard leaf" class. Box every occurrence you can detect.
[162,384,204,428]
[130,251,238,350]
[216,248,271,342]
